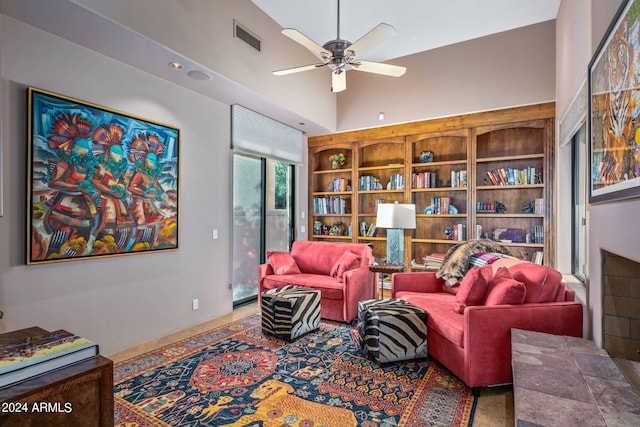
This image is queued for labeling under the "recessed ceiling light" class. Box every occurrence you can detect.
[169,62,183,69]
[187,70,212,81]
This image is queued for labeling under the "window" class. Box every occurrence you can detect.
[571,124,587,282]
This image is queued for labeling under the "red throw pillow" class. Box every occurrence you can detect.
[484,277,526,306]
[267,251,301,275]
[330,251,362,283]
[453,265,493,314]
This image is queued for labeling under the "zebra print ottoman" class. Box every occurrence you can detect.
[261,285,321,341]
[356,298,428,363]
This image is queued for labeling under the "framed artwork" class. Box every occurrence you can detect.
[27,88,179,264]
[588,0,640,203]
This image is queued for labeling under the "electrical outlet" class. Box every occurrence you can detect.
[192,298,199,310]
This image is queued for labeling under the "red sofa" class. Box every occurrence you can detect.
[258,240,375,322]
[392,258,583,389]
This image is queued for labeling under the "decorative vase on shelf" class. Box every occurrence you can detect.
[419,150,434,163]
[329,152,345,169]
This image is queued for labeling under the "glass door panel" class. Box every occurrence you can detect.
[232,155,294,305]
[232,154,263,304]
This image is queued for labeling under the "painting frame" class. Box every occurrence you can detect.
[588,0,640,204]
[27,87,180,264]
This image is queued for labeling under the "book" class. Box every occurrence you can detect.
[0,329,98,388]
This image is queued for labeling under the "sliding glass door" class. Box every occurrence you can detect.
[232,153,294,305]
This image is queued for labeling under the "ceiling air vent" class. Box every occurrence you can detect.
[234,20,261,52]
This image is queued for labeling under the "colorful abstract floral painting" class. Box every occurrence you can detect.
[27,88,179,264]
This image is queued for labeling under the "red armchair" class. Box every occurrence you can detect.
[259,241,375,322]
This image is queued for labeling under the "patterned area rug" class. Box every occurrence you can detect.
[114,314,476,426]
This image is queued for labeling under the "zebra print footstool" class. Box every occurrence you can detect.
[261,285,321,341]
[356,298,428,363]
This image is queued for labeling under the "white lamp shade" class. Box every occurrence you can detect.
[376,203,416,229]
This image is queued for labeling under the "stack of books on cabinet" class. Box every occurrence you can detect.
[0,328,98,388]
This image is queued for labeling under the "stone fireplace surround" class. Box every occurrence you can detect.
[601,250,640,393]
[602,250,640,361]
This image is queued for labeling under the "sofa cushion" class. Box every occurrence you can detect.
[267,251,301,275]
[453,265,493,314]
[396,292,464,348]
[290,241,372,275]
[329,251,362,283]
[483,267,526,306]
[441,283,460,295]
[261,274,344,300]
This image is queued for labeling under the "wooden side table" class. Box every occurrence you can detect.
[368,263,405,298]
[0,327,114,427]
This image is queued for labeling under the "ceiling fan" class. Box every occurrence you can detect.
[273,0,406,92]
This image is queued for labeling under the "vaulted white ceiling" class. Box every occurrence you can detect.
[251,0,561,62]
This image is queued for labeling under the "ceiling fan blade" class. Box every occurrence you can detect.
[352,60,406,77]
[331,71,346,93]
[273,63,324,76]
[281,28,331,61]
[346,23,395,57]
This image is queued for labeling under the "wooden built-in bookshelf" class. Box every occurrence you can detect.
[308,103,555,267]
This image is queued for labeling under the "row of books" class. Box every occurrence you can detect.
[531,251,544,264]
[450,223,467,241]
[412,171,437,188]
[486,166,539,186]
[450,170,468,188]
[330,178,349,192]
[0,329,98,388]
[428,197,452,214]
[359,221,377,237]
[359,174,405,191]
[313,196,349,214]
[388,174,405,190]
[533,198,544,215]
[359,175,383,191]
[423,252,445,269]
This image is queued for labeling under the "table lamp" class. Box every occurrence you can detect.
[376,202,416,264]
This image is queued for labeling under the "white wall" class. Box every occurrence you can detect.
[337,21,556,132]
[68,0,337,134]
[555,0,640,345]
[0,15,233,354]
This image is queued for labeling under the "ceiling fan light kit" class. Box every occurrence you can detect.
[273,0,406,92]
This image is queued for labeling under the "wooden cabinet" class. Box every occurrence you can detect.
[308,103,556,267]
[0,327,114,427]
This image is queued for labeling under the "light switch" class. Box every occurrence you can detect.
[212,229,218,239]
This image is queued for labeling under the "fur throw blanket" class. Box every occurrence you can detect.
[436,240,512,286]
